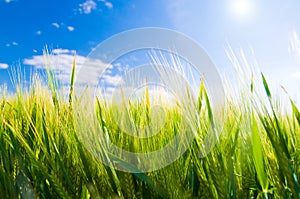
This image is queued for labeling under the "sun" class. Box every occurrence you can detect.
[231,0,253,20]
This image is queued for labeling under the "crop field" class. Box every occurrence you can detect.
[0,59,300,199]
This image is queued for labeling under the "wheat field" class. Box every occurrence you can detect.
[0,58,299,199]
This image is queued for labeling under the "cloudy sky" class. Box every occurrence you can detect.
[0,0,300,102]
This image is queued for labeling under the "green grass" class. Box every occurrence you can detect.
[0,59,300,199]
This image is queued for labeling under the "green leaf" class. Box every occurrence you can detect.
[69,55,76,106]
[261,73,271,99]
[108,153,168,199]
[251,72,254,93]
[252,111,269,192]
[197,76,205,113]
[202,84,218,143]
[291,99,300,126]
[51,139,75,194]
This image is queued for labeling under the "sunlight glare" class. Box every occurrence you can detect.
[231,0,253,20]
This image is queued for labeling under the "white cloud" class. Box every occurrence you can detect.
[104,1,113,9]
[67,26,75,32]
[52,48,76,55]
[4,0,18,3]
[23,49,82,74]
[52,22,60,28]
[77,0,112,14]
[36,30,42,35]
[101,74,122,85]
[23,55,45,69]
[23,48,113,86]
[5,41,18,47]
[79,0,97,14]
[98,0,113,9]
[0,63,8,69]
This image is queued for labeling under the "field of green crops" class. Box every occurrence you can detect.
[0,59,300,198]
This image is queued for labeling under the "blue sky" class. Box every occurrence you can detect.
[0,0,300,103]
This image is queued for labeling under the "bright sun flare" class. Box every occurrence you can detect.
[231,0,253,19]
